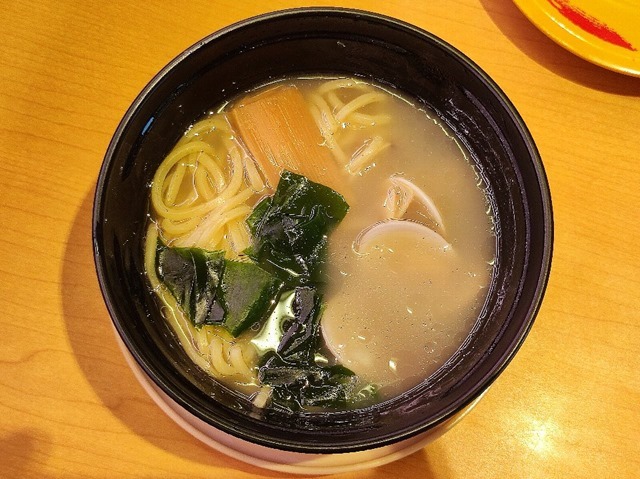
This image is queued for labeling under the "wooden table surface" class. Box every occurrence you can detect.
[1,1,638,477]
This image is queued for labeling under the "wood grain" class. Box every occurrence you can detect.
[1,0,638,477]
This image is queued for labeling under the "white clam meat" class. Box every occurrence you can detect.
[353,218,451,255]
[384,176,445,236]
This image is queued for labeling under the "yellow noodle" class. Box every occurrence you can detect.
[194,162,216,201]
[236,222,250,251]
[226,220,251,254]
[214,141,244,203]
[173,189,253,247]
[316,77,372,95]
[229,343,255,378]
[194,151,227,192]
[335,92,386,123]
[196,205,252,247]
[178,117,230,146]
[151,141,226,220]
[225,223,242,255]
[242,152,266,192]
[219,236,234,254]
[309,103,349,166]
[309,93,339,133]
[348,135,390,174]
[194,326,212,355]
[161,216,202,238]
[144,223,212,372]
[208,336,238,376]
[252,386,272,408]
[349,112,392,127]
[309,104,332,141]
[164,161,189,206]
[155,186,220,221]
[146,114,273,390]
[326,90,344,110]
[204,227,225,251]
[309,79,391,173]
[217,186,255,215]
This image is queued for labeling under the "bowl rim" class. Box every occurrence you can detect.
[92,6,554,454]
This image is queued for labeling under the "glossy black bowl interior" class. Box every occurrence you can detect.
[93,8,553,453]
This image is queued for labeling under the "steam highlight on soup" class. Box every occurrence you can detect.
[143,77,496,411]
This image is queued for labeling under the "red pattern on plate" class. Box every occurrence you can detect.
[547,0,636,51]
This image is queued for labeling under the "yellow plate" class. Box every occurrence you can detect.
[513,0,640,76]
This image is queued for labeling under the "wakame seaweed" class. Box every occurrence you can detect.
[260,356,354,408]
[156,244,226,327]
[276,286,323,363]
[156,241,282,336]
[218,260,283,336]
[258,287,378,409]
[259,354,378,410]
[245,170,349,286]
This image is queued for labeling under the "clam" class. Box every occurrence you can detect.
[385,176,445,236]
[353,218,451,255]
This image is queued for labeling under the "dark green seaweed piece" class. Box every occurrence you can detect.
[276,286,322,363]
[156,242,283,336]
[259,355,377,410]
[156,242,225,326]
[218,260,283,336]
[245,170,349,285]
[256,287,377,409]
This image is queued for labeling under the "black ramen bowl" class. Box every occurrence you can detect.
[93,7,552,459]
